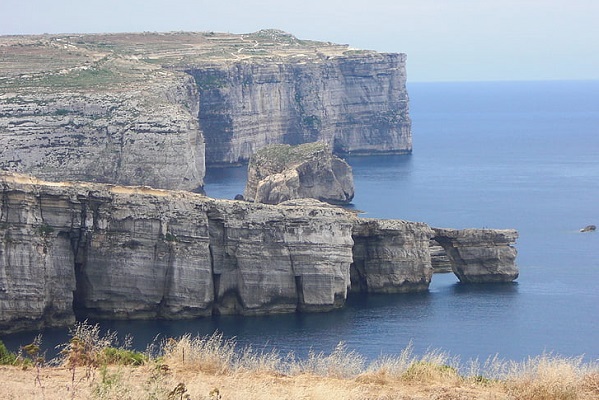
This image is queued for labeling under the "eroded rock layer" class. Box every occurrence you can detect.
[351,219,434,293]
[0,173,354,333]
[190,52,411,164]
[0,173,518,334]
[432,228,519,283]
[1,30,411,187]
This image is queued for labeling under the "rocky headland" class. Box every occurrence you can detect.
[0,30,411,190]
[0,173,518,334]
[244,142,354,205]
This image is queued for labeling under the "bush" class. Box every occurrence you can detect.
[0,340,18,365]
[100,347,147,366]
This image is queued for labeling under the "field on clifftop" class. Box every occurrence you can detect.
[2,323,599,400]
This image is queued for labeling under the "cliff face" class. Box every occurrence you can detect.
[244,142,354,205]
[351,219,434,293]
[0,31,411,188]
[0,173,518,334]
[432,228,519,283]
[189,53,411,165]
[0,37,205,191]
[0,173,354,332]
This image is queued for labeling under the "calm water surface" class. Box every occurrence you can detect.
[3,81,598,363]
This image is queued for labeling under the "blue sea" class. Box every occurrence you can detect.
[3,80,599,363]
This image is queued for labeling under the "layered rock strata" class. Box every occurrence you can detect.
[432,228,519,283]
[0,173,354,333]
[189,52,411,164]
[0,37,205,190]
[244,142,354,205]
[0,173,518,334]
[351,219,434,293]
[1,30,411,188]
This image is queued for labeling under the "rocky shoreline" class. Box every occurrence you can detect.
[0,173,518,334]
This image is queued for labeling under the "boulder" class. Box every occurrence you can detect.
[244,142,354,205]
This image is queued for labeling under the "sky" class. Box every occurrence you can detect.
[1,0,598,82]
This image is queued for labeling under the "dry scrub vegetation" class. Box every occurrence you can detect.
[1,322,598,400]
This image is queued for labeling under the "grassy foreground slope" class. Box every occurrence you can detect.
[1,323,598,400]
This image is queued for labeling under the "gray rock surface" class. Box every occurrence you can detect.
[190,52,411,165]
[0,42,205,191]
[429,241,454,273]
[432,228,519,283]
[0,31,411,188]
[351,219,434,293]
[244,142,354,205]
[0,173,519,333]
[580,225,596,232]
[0,173,353,332]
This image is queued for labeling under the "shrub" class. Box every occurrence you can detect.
[0,340,18,365]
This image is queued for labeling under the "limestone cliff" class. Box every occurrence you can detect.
[351,219,434,293]
[0,37,205,190]
[1,30,411,187]
[0,173,354,333]
[432,228,519,283]
[244,142,354,205]
[0,173,518,334]
[188,50,411,164]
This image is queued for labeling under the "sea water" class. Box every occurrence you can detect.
[3,81,598,363]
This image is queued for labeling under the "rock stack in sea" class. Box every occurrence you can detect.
[244,142,354,205]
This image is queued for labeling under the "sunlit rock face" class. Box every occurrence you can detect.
[0,173,354,333]
[1,31,410,191]
[0,173,518,334]
[351,219,434,293]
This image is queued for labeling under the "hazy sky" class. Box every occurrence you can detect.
[2,0,598,82]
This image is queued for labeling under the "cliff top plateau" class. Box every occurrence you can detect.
[0,29,383,91]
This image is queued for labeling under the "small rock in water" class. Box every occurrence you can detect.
[580,225,596,232]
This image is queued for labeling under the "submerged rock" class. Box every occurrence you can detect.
[244,142,354,205]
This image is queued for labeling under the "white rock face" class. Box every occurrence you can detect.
[0,73,205,191]
[190,53,412,165]
[1,32,410,189]
[0,173,519,334]
[351,219,434,293]
[0,173,354,332]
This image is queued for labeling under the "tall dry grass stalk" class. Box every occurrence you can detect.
[503,354,596,400]
[3,327,599,399]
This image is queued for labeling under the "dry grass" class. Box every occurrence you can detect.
[1,323,598,399]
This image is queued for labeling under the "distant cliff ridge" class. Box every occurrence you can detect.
[0,30,410,188]
[188,52,411,165]
[0,173,518,334]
